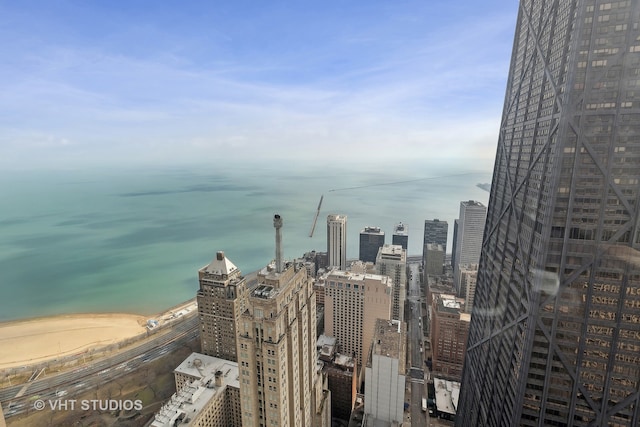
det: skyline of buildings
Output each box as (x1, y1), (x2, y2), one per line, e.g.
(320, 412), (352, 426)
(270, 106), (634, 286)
(11, 2), (640, 424)
(14, 0), (640, 425)
(457, 0), (640, 425)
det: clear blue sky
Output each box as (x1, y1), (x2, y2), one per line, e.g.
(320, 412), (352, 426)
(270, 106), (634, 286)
(1, 1), (519, 170)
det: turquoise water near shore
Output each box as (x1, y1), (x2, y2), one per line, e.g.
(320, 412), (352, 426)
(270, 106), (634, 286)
(0, 162), (490, 321)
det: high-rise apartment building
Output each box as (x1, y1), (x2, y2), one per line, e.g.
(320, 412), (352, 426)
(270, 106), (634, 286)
(327, 214), (347, 270)
(424, 243), (445, 277)
(359, 226), (385, 263)
(430, 294), (469, 382)
(457, 1), (640, 426)
(197, 251), (248, 361)
(376, 244), (407, 323)
(458, 264), (477, 314)
(424, 219), (448, 249)
(323, 270), (392, 369)
(423, 219), (448, 269)
(237, 215), (327, 427)
(452, 200), (486, 293)
(392, 222), (408, 250)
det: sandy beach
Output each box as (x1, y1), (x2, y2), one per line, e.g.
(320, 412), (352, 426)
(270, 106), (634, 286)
(0, 313), (147, 369)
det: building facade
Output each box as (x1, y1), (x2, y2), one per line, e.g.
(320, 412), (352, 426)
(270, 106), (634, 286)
(151, 353), (242, 427)
(364, 319), (406, 425)
(458, 264), (477, 313)
(323, 270), (392, 369)
(236, 215), (327, 427)
(325, 357), (356, 421)
(237, 262), (318, 427)
(430, 294), (469, 382)
(452, 200), (486, 293)
(423, 219), (449, 268)
(424, 243), (445, 277)
(457, 1), (640, 426)
(197, 251), (248, 361)
(327, 214), (347, 270)
(359, 226), (385, 264)
(392, 222), (408, 250)
(375, 244), (407, 323)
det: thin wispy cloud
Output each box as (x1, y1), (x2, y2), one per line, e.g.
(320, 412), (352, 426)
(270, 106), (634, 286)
(0, 0), (518, 169)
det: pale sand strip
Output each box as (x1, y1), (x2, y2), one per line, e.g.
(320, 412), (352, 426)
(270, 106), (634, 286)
(0, 314), (147, 369)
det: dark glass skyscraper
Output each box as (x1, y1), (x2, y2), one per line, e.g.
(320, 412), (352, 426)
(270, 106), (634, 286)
(457, 1), (640, 426)
(392, 222), (408, 250)
(360, 226), (385, 263)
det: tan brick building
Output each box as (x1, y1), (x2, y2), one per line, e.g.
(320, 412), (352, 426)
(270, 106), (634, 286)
(197, 251), (248, 361)
(323, 270), (392, 369)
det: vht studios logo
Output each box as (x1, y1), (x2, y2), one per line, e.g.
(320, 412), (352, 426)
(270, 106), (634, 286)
(33, 399), (143, 411)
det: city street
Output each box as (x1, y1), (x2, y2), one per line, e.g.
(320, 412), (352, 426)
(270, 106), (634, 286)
(406, 261), (427, 427)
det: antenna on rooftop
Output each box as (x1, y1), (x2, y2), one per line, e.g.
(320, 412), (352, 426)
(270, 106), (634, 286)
(274, 214), (283, 273)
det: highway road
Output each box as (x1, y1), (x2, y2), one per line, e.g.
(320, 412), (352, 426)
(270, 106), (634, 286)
(0, 270), (263, 420)
(0, 313), (199, 419)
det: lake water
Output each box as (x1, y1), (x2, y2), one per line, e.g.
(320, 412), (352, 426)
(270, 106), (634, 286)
(0, 161), (491, 321)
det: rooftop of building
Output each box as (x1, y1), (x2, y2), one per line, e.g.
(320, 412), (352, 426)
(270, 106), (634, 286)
(361, 226), (384, 234)
(253, 260), (306, 295)
(200, 251), (240, 277)
(461, 200), (485, 207)
(434, 294), (466, 315)
(323, 269), (390, 285)
(393, 222), (408, 235)
(251, 283), (279, 299)
(152, 353), (239, 427)
(368, 319), (405, 371)
(328, 213), (347, 221)
(378, 244), (405, 256)
(334, 353), (355, 368)
(427, 275), (456, 293)
(174, 352), (239, 385)
(317, 334), (337, 349)
(349, 260), (376, 274)
(433, 377), (460, 416)
(425, 218), (446, 224)
(317, 335), (337, 360)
